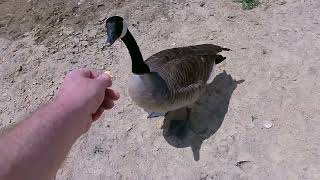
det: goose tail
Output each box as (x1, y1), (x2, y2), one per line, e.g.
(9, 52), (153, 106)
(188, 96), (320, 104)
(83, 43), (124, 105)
(215, 55), (227, 64)
(206, 55), (227, 84)
(221, 47), (231, 51)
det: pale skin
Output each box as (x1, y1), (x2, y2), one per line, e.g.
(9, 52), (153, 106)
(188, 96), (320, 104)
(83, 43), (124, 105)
(0, 69), (120, 180)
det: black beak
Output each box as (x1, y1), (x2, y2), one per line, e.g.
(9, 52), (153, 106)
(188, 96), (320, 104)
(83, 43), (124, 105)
(101, 32), (118, 50)
(106, 34), (118, 47)
(105, 24), (120, 47)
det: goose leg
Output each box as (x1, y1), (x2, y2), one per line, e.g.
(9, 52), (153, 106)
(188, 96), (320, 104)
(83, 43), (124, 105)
(169, 107), (192, 139)
(186, 107), (192, 121)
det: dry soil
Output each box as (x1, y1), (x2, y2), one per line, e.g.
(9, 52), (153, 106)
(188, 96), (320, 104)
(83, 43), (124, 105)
(0, 0), (320, 179)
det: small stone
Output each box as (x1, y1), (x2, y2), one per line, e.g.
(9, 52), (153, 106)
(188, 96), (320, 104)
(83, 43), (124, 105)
(93, 145), (104, 154)
(81, 41), (89, 47)
(126, 127), (133, 132)
(276, 0), (286, 5)
(247, 122), (255, 129)
(199, 2), (205, 7)
(262, 49), (267, 54)
(263, 120), (273, 129)
(97, 4), (105, 8)
(227, 15), (236, 19)
(251, 115), (258, 121)
(70, 59), (78, 64)
(75, 19), (82, 24)
(17, 66), (23, 72)
(48, 91), (54, 96)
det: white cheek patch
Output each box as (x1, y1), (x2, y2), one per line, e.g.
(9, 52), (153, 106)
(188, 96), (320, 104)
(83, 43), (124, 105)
(120, 21), (128, 38)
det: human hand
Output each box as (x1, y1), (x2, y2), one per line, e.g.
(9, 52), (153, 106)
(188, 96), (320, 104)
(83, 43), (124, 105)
(55, 69), (120, 132)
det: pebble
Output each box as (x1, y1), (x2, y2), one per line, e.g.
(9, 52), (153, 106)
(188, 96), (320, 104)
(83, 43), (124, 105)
(126, 127), (133, 132)
(48, 91), (54, 96)
(263, 120), (273, 129)
(70, 59), (78, 64)
(81, 41), (89, 47)
(0, 93), (11, 101)
(262, 49), (267, 54)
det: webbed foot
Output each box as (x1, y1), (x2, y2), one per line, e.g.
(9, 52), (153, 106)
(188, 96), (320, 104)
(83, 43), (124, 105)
(147, 112), (166, 118)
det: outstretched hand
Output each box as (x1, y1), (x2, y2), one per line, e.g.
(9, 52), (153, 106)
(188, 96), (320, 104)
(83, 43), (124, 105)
(56, 69), (120, 132)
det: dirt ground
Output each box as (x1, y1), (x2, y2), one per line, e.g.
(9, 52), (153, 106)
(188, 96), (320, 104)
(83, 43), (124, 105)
(1, 0), (320, 179)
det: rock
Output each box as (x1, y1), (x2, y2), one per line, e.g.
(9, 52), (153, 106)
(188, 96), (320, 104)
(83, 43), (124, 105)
(70, 59), (78, 64)
(93, 145), (104, 154)
(262, 49), (267, 54)
(236, 151), (254, 169)
(17, 66), (23, 72)
(81, 40), (89, 47)
(263, 120), (273, 129)
(97, 4), (105, 8)
(251, 115), (258, 121)
(126, 126), (133, 132)
(48, 91), (54, 96)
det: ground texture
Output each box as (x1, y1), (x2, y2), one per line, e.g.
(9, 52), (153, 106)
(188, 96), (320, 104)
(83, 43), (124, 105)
(1, 0), (320, 179)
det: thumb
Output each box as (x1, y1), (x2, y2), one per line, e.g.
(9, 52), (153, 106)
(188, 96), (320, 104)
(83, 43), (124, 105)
(95, 73), (112, 88)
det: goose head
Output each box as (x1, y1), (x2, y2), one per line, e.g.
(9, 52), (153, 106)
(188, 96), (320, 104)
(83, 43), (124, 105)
(105, 16), (128, 47)
(104, 16), (150, 75)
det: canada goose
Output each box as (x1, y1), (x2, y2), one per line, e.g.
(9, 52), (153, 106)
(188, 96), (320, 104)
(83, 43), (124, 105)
(104, 16), (229, 135)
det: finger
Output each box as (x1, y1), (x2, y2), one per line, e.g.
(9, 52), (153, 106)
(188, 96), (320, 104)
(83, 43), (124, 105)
(92, 107), (105, 122)
(90, 70), (100, 79)
(96, 73), (112, 88)
(70, 69), (101, 79)
(105, 89), (120, 101)
(72, 68), (92, 78)
(81, 69), (101, 79)
(101, 99), (115, 110)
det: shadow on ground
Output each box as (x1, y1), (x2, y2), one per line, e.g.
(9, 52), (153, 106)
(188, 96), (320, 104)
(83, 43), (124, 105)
(162, 71), (244, 161)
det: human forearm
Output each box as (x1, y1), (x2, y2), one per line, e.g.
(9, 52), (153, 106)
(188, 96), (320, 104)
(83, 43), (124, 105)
(0, 69), (118, 180)
(0, 99), (85, 180)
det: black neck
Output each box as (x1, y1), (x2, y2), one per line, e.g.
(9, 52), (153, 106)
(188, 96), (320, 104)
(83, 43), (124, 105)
(121, 30), (150, 75)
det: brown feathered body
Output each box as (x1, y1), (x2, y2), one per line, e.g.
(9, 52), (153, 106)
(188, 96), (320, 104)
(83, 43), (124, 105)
(128, 44), (229, 113)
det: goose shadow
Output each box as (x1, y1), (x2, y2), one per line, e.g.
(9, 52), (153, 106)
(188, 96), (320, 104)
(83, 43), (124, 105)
(162, 71), (244, 161)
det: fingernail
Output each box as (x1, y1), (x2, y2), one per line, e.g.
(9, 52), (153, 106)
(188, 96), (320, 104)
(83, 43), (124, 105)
(98, 73), (110, 79)
(105, 71), (113, 78)
(97, 73), (112, 87)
